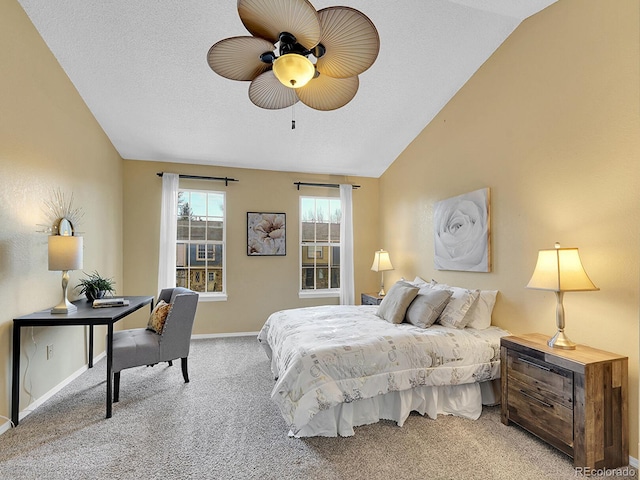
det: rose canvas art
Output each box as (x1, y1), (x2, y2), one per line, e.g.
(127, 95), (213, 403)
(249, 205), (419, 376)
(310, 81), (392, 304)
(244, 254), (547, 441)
(247, 212), (286, 256)
(433, 188), (490, 272)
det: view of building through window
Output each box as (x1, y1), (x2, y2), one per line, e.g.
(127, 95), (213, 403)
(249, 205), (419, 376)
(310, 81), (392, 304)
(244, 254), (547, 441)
(300, 197), (341, 292)
(176, 190), (225, 294)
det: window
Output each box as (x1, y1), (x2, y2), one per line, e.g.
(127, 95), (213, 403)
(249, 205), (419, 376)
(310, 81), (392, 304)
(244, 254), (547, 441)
(300, 196), (341, 295)
(176, 189), (225, 297)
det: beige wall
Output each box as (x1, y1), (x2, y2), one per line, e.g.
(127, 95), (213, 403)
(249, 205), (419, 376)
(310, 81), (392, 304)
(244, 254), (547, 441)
(123, 160), (380, 334)
(379, 0), (639, 459)
(0, 0), (124, 421)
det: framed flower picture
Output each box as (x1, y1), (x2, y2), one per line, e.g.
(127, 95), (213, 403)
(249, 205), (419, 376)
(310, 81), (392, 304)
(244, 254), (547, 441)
(433, 188), (491, 272)
(247, 212), (286, 256)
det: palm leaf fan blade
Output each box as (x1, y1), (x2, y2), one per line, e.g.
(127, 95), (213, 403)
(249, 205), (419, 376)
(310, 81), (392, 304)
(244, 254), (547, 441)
(315, 7), (380, 79)
(249, 71), (300, 109)
(208, 37), (275, 81)
(238, 0), (321, 50)
(296, 74), (359, 111)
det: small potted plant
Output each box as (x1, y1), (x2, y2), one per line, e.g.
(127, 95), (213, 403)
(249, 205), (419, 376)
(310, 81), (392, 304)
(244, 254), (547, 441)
(75, 271), (116, 302)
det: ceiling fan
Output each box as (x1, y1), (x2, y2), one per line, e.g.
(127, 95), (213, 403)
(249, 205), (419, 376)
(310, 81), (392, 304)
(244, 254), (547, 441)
(207, 0), (380, 111)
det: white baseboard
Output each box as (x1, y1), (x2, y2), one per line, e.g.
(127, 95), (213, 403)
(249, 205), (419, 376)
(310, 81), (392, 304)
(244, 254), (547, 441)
(192, 332), (259, 339)
(0, 419), (11, 435)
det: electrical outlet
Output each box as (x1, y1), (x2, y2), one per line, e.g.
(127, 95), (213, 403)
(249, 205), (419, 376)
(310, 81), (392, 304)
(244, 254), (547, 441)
(46, 344), (54, 360)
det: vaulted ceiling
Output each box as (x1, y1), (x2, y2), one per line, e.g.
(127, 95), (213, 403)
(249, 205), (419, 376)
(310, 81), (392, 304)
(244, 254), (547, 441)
(18, 0), (557, 177)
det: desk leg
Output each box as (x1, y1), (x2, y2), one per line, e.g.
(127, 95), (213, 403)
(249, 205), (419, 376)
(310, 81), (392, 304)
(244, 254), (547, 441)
(88, 325), (94, 368)
(11, 325), (21, 427)
(106, 323), (113, 419)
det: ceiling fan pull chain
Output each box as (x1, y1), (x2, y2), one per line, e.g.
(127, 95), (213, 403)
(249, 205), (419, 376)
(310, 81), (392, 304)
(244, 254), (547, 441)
(291, 104), (296, 130)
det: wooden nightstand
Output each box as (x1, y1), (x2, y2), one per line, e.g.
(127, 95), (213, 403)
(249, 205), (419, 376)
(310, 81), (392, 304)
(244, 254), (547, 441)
(361, 293), (384, 305)
(501, 333), (628, 469)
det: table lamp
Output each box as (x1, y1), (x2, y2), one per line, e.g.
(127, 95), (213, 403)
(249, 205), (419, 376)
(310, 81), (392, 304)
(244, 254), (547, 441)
(526, 242), (598, 349)
(48, 234), (83, 314)
(371, 249), (394, 296)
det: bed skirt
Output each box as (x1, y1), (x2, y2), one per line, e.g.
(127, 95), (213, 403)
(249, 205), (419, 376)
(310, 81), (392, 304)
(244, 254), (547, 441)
(290, 379), (500, 437)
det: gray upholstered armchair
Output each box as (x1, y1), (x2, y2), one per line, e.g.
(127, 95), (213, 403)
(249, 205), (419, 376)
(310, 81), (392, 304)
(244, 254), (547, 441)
(111, 287), (199, 402)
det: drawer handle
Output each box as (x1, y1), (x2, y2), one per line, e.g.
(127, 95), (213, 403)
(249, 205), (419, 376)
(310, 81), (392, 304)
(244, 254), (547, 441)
(519, 389), (553, 408)
(518, 357), (551, 371)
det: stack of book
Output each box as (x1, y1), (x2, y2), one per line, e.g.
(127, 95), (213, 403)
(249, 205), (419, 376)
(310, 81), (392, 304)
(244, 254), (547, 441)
(93, 298), (130, 308)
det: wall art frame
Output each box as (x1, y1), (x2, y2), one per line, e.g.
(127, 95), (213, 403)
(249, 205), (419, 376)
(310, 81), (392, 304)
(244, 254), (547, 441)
(247, 212), (286, 256)
(433, 188), (491, 272)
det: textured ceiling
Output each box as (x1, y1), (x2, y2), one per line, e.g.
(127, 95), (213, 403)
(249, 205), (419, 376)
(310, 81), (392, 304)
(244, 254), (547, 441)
(18, 0), (557, 178)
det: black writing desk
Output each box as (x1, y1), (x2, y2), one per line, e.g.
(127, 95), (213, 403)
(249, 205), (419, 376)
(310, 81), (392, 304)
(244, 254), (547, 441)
(12, 296), (154, 426)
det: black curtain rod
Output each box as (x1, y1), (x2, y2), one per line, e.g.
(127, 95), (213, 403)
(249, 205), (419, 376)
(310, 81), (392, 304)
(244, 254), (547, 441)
(157, 172), (239, 186)
(294, 182), (360, 190)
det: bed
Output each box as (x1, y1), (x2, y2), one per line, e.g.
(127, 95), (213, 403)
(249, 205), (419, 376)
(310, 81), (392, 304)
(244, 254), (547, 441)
(258, 280), (509, 437)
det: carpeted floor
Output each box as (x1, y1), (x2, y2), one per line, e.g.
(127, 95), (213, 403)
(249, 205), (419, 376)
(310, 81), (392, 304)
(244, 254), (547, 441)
(0, 336), (636, 480)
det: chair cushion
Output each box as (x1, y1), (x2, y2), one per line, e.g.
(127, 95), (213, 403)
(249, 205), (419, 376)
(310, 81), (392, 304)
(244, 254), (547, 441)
(112, 329), (162, 373)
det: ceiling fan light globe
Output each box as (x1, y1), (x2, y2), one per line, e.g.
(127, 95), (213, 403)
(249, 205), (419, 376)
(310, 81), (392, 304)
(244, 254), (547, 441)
(273, 54), (315, 89)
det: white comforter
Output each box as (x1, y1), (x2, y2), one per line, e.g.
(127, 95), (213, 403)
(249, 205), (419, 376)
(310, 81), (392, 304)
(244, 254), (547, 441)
(258, 305), (507, 435)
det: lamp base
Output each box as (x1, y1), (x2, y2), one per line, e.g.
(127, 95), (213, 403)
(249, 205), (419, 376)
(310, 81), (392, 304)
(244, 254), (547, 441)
(547, 330), (576, 350)
(51, 301), (77, 315)
(378, 288), (386, 297)
(51, 270), (77, 314)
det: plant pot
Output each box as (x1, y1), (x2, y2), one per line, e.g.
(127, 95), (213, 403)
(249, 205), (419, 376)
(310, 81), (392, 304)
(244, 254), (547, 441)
(86, 290), (106, 302)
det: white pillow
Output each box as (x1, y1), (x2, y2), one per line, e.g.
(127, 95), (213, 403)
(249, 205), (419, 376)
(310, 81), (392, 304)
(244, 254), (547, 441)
(432, 283), (479, 329)
(406, 277), (437, 295)
(411, 276), (431, 288)
(465, 290), (498, 329)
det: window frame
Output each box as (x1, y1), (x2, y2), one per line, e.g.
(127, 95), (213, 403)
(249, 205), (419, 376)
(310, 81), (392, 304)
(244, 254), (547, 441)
(299, 195), (341, 299)
(176, 188), (227, 302)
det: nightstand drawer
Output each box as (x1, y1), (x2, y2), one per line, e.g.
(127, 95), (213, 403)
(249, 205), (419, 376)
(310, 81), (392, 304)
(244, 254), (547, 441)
(507, 376), (573, 453)
(506, 351), (573, 410)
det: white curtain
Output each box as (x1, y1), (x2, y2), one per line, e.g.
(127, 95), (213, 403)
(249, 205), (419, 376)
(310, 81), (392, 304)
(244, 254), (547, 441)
(339, 184), (355, 305)
(158, 173), (179, 295)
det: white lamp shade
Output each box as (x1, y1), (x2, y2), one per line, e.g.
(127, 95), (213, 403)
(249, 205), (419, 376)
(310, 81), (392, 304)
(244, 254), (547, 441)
(526, 247), (598, 292)
(272, 54), (315, 89)
(371, 249), (393, 272)
(48, 235), (83, 271)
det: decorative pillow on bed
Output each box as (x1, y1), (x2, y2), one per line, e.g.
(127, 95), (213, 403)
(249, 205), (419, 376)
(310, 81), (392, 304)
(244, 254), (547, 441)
(147, 300), (171, 334)
(376, 281), (419, 324)
(464, 290), (498, 330)
(405, 289), (453, 328)
(431, 283), (479, 329)
(409, 276), (431, 289)
(405, 277), (438, 296)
